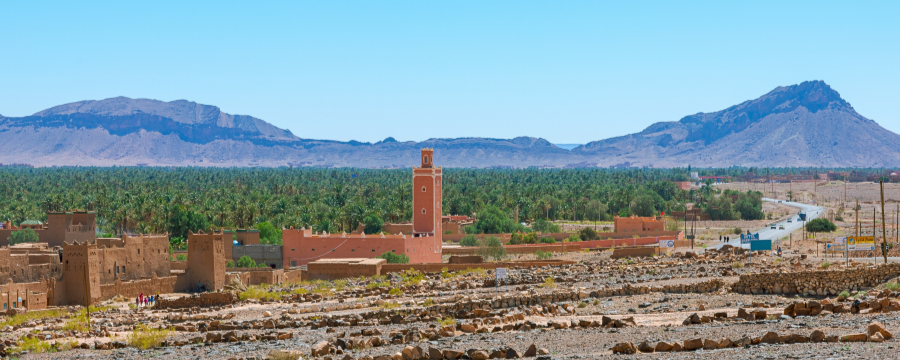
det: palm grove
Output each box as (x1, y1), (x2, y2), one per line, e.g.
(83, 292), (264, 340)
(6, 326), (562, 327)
(0, 167), (765, 247)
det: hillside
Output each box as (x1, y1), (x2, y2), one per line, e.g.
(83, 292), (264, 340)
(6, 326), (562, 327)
(573, 81), (900, 167)
(1, 81), (898, 168)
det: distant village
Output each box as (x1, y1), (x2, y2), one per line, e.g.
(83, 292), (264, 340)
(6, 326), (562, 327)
(0, 149), (685, 311)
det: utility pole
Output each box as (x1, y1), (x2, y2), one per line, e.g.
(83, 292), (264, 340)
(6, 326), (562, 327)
(856, 198), (860, 237)
(881, 179), (888, 263)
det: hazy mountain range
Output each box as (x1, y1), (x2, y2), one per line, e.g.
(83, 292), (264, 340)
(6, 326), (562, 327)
(2, 80), (898, 168)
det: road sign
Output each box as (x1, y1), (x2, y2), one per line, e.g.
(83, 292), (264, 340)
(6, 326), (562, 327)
(847, 236), (875, 251)
(659, 240), (675, 248)
(826, 244), (846, 252)
(750, 240), (772, 251)
(834, 237), (846, 244)
(496, 268), (507, 280)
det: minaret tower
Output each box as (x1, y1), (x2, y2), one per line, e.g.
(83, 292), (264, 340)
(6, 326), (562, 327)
(412, 148), (442, 241)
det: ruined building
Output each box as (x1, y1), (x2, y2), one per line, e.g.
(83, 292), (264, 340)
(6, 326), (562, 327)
(0, 211), (96, 247)
(0, 231), (226, 308)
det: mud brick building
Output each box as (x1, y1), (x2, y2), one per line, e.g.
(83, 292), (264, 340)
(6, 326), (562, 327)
(0, 211), (96, 247)
(282, 149), (444, 267)
(614, 215), (666, 233)
(0, 231), (227, 309)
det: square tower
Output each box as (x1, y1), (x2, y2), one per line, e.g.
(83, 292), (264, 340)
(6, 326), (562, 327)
(60, 242), (101, 306)
(186, 231), (226, 292)
(412, 148), (442, 237)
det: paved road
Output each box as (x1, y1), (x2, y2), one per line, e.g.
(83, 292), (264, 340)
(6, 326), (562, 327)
(715, 198), (824, 250)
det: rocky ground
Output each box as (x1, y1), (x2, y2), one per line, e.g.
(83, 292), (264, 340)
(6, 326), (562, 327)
(2, 245), (900, 359)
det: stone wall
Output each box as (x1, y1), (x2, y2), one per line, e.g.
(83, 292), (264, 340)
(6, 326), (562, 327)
(156, 292), (238, 309)
(442, 230), (680, 243)
(283, 268), (305, 283)
(611, 247), (657, 259)
(444, 237), (671, 256)
(99, 276), (177, 300)
(732, 264), (900, 296)
(380, 260), (576, 275)
(307, 259), (384, 281)
(448, 256), (483, 264)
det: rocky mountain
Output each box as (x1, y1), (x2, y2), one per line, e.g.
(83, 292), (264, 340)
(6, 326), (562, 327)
(1, 81), (898, 168)
(572, 81), (900, 167)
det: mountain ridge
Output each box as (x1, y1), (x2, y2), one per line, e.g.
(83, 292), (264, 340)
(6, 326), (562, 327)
(2, 81), (899, 168)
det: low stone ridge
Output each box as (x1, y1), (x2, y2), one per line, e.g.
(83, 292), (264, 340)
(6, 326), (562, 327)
(732, 263), (900, 296)
(156, 292), (239, 309)
(612, 322), (894, 354)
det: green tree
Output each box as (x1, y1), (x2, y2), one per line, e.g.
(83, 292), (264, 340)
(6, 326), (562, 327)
(236, 255), (257, 268)
(257, 221), (283, 245)
(524, 232), (540, 244)
(531, 218), (561, 233)
(167, 206), (209, 240)
(459, 235), (478, 247)
(226, 260), (235, 268)
(579, 227), (598, 241)
(806, 218), (837, 233)
(7, 228), (39, 245)
(508, 232), (524, 245)
(703, 195), (738, 220)
(377, 252), (410, 264)
(734, 194), (764, 220)
(630, 194), (657, 217)
(476, 236), (507, 261)
(361, 214), (383, 234)
(583, 200), (609, 221)
(539, 237), (556, 244)
(469, 206), (524, 234)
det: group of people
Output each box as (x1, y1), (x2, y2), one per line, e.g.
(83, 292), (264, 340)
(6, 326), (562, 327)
(136, 292), (159, 308)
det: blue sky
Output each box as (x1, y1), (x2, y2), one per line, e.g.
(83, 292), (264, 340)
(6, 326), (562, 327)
(1, 1), (897, 144)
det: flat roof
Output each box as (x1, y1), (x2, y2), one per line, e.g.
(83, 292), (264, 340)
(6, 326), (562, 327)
(309, 258), (386, 265)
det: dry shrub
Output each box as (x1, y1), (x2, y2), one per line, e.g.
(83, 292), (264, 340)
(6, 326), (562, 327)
(127, 324), (173, 350)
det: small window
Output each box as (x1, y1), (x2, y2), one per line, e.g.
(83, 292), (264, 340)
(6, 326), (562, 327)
(291, 248), (295, 251)
(351, 249), (355, 252)
(371, 249), (375, 252)
(422, 186), (426, 192)
(391, 250), (396, 253)
(137, 249), (140, 255)
(312, 248), (315, 251)
(422, 208), (426, 214)
(424, 156), (429, 163)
